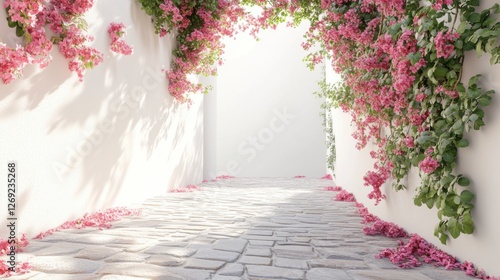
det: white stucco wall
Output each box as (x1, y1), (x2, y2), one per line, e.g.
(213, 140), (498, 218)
(0, 0), (203, 238)
(215, 23), (326, 178)
(331, 0), (500, 274)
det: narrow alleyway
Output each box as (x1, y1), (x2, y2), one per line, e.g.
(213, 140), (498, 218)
(9, 178), (472, 279)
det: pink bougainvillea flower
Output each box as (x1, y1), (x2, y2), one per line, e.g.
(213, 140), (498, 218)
(323, 186), (342, 191)
(170, 184), (202, 193)
(420, 155), (439, 173)
(35, 207), (141, 239)
(108, 22), (133, 55)
(334, 190), (356, 202)
(434, 31), (460, 59)
(321, 174), (333, 180)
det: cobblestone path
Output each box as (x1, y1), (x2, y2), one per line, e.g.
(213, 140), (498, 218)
(8, 178), (473, 279)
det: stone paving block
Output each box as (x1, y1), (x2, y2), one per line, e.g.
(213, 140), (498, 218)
(273, 245), (317, 259)
(420, 268), (476, 280)
(6, 272), (42, 280)
(99, 262), (210, 279)
(154, 242), (189, 247)
(274, 257), (309, 270)
(71, 234), (146, 245)
(252, 222), (287, 228)
(21, 241), (51, 253)
(211, 276), (241, 280)
(315, 248), (364, 260)
(35, 242), (86, 256)
(246, 265), (305, 280)
(100, 276), (150, 280)
(244, 247), (272, 257)
(347, 269), (434, 280)
(36, 233), (79, 242)
(218, 263), (245, 276)
(274, 232), (294, 237)
(238, 255), (272, 265)
(288, 237), (311, 243)
(146, 255), (185, 266)
(30, 256), (102, 274)
(276, 241), (310, 246)
(194, 248), (240, 262)
(144, 246), (197, 257)
(310, 239), (341, 247)
(309, 259), (369, 269)
(124, 244), (155, 253)
(306, 268), (354, 280)
(213, 238), (248, 253)
(241, 235), (285, 241)
(105, 252), (150, 262)
(247, 240), (275, 247)
(245, 230), (274, 236)
(279, 228), (309, 233)
(74, 246), (122, 260)
(30, 273), (99, 280)
(184, 258), (226, 270)
(364, 257), (399, 269)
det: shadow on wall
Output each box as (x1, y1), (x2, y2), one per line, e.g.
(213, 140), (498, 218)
(0, 0), (204, 237)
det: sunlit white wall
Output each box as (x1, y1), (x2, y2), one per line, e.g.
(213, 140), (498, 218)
(0, 0), (203, 238)
(331, 0), (500, 275)
(215, 22), (326, 178)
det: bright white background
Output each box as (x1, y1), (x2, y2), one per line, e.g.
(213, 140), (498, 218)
(215, 23), (326, 177)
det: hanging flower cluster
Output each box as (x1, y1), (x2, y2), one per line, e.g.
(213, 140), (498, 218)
(1, 0), (103, 82)
(108, 22), (133, 55)
(138, 0), (248, 101)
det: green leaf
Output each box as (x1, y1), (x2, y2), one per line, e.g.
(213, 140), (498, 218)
(458, 177), (471, 186)
(468, 89), (482, 99)
(469, 13), (481, 23)
(407, 52), (421, 65)
(478, 97), (491, 106)
(448, 217), (457, 228)
(461, 213), (475, 234)
(460, 190), (475, 203)
(469, 0), (480, 6)
(7, 18), (16, 28)
(449, 224), (461, 239)
(414, 196), (423, 206)
(457, 139), (469, 147)
(434, 66), (448, 79)
(15, 25), (24, 37)
(446, 70), (457, 80)
(443, 206), (456, 217)
(456, 84), (466, 93)
(469, 75), (481, 86)
(439, 233), (449, 244)
(457, 22), (469, 34)
(425, 198), (435, 209)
